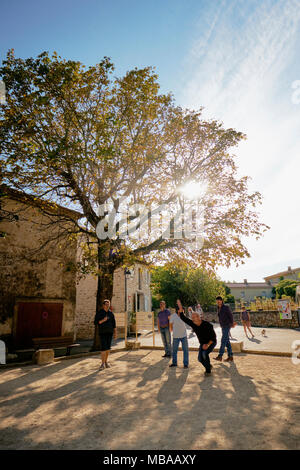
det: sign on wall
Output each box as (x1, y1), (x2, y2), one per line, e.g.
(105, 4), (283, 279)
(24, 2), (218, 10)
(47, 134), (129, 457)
(277, 300), (292, 319)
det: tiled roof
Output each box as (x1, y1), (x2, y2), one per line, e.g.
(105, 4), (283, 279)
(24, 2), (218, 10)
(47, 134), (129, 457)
(264, 267), (300, 280)
(226, 283), (272, 289)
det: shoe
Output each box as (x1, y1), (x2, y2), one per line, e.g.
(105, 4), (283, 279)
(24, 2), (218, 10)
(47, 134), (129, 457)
(105, 362), (111, 368)
(162, 354), (171, 358)
(169, 364), (177, 367)
(214, 355), (222, 362)
(184, 365), (189, 369)
(204, 371), (212, 376)
(225, 356), (234, 362)
(99, 363), (105, 371)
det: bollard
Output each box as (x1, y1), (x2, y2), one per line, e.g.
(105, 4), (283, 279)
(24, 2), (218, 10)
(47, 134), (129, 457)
(0, 340), (6, 364)
(33, 349), (54, 365)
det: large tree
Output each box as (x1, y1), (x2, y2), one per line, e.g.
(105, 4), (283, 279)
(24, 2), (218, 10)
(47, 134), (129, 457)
(0, 50), (268, 322)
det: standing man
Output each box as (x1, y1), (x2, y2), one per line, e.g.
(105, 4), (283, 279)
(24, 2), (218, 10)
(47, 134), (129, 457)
(157, 301), (172, 358)
(169, 307), (189, 368)
(94, 299), (117, 370)
(177, 300), (216, 376)
(214, 296), (235, 362)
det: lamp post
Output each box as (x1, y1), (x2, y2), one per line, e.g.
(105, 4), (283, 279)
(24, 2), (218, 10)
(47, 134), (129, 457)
(124, 268), (131, 336)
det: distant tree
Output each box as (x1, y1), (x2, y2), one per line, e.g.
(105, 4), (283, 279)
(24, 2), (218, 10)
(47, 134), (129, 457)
(151, 262), (225, 309)
(225, 294), (235, 304)
(220, 282), (235, 303)
(275, 279), (300, 299)
(151, 263), (189, 308)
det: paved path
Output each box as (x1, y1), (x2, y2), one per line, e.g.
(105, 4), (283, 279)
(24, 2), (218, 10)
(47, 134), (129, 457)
(133, 324), (300, 355)
(0, 350), (299, 450)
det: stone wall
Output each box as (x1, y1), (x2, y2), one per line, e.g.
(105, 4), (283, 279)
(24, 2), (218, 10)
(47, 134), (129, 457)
(0, 194), (78, 343)
(75, 274), (97, 340)
(75, 264), (152, 340)
(203, 310), (300, 329)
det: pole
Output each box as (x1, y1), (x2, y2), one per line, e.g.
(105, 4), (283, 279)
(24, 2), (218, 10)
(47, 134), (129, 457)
(152, 311), (155, 347)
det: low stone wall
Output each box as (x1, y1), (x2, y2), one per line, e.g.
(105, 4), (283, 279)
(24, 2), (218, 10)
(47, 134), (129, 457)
(203, 310), (300, 329)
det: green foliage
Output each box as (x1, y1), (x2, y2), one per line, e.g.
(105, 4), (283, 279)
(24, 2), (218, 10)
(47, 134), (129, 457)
(151, 262), (225, 309)
(226, 294), (235, 303)
(274, 279), (300, 299)
(150, 263), (189, 308)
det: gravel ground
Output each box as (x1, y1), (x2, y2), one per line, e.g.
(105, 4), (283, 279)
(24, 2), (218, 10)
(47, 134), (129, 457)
(0, 350), (299, 450)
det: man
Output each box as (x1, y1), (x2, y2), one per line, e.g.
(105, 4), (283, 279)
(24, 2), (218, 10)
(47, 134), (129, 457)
(157, 301), (172, 358)
(214, 296), (235, 362)
(195, 303), (204, 319)
(94, 299), (117, 370)
(177, 300), (216, 376)
(169, 307), (189, 369)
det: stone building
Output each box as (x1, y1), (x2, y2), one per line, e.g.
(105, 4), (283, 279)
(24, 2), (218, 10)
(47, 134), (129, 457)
(75, 264), (152, 339)
(0, 186), (82, 349)
(264, 266), (300, 286)
(226, 279), (273, 302)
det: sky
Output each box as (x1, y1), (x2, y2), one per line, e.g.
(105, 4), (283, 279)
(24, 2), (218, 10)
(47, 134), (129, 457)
(1, 0), (300, 282)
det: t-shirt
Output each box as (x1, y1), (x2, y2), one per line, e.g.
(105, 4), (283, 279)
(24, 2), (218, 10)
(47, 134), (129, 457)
(94, 309), (116, 334)
(242, 311), (249, 321)
(158, 309), (171, 328)
(169, 313), (187, 338)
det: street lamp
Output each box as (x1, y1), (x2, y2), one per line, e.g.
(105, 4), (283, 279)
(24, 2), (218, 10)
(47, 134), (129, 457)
(124, 268), (132, 338)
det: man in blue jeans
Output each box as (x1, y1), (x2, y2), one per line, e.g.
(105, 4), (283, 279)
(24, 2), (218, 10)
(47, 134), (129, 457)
(214, 296), (235, 362)
(157, 301), (172, 357)
(177, 300), (216, 375)
(169, 308), (189, 368)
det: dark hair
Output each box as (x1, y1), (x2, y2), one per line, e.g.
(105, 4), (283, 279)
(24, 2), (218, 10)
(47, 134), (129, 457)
(216, 296), (223, 301)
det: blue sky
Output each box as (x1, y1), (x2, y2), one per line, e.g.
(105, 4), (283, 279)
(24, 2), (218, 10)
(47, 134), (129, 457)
(1, 0), (300, 282)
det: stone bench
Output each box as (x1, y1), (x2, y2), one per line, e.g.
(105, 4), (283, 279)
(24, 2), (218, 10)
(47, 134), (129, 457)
(125, 341), (141, 350)
(32, 336), (80, 356)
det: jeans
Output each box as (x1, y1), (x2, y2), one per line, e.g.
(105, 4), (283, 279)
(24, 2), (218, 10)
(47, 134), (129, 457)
(172, 336), (189, 366)
(198, 342), (216, 372)
(160, 327), (172, 356)
(219, 327), (233, 357)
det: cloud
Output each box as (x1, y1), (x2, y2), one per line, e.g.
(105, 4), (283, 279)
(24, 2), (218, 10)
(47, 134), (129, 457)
(180, 0), (300, 281)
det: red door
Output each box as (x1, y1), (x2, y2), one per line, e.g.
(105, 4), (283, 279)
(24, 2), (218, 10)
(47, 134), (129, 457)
(15, 302), (63, 348)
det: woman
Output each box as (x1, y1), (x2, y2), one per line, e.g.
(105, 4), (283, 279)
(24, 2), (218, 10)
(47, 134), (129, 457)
(240, 309), (254, 338)
(94, 299), (117, 370)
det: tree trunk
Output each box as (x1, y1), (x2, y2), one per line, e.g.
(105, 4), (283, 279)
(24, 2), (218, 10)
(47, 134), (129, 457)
(90, 242), (116, 351)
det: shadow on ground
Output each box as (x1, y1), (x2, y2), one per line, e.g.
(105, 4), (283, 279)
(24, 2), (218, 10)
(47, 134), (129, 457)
(0, 350), (299, 450)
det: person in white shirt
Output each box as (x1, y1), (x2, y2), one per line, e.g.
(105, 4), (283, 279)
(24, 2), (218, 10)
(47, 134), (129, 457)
(169, 309), (189, 368)
(195, 303), (204, 319)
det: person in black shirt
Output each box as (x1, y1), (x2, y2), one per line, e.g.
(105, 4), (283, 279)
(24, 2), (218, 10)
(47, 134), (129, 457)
(94, 299), (117, 370)
(177, 299), (217, 376)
